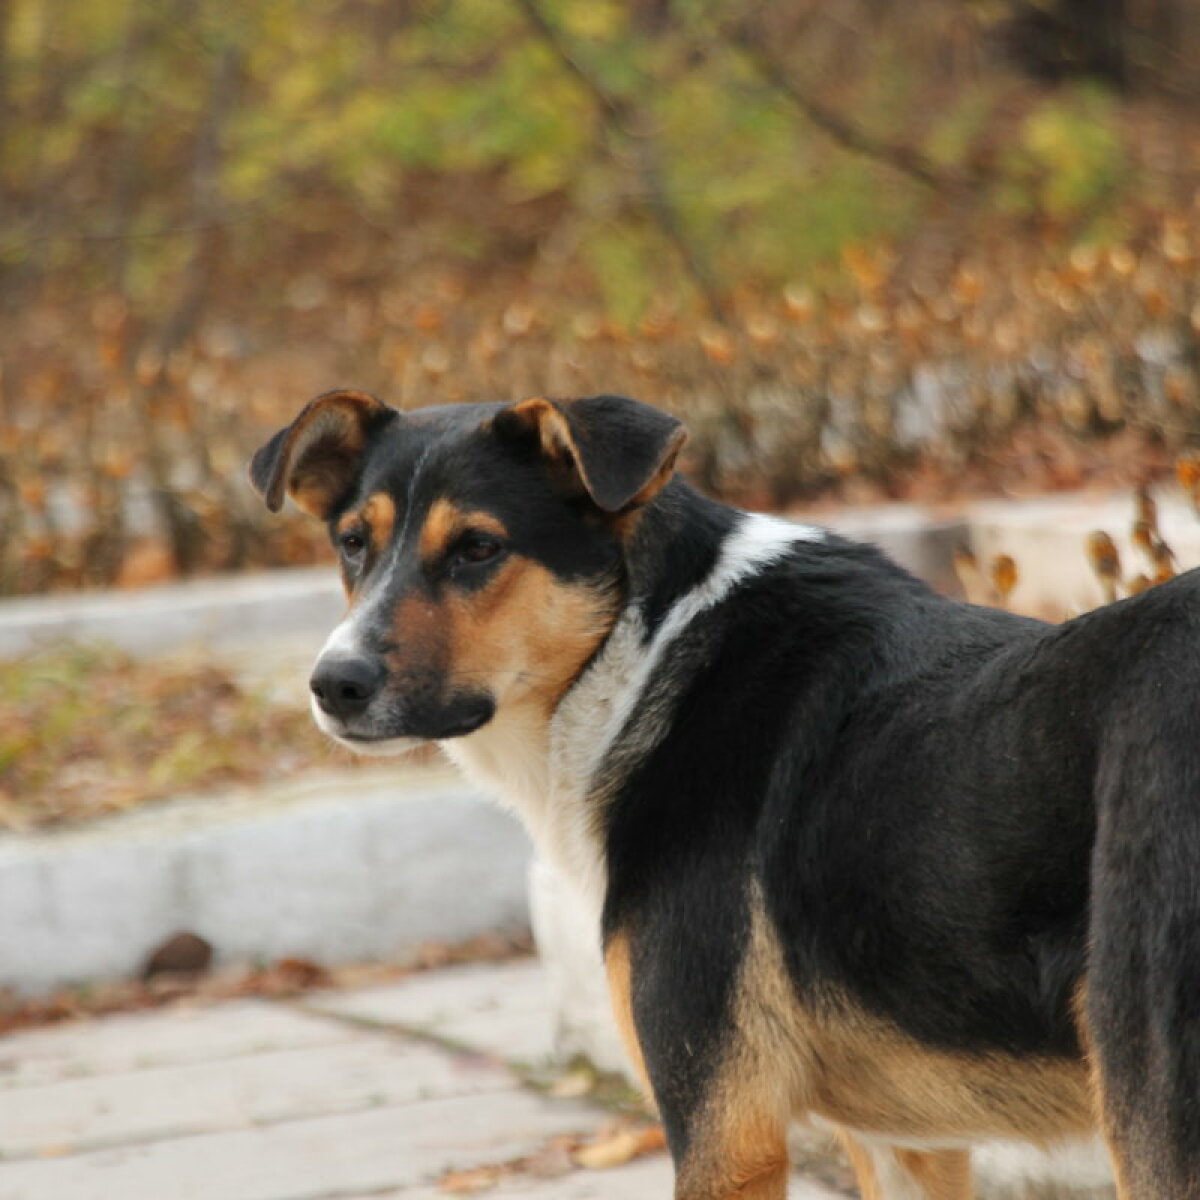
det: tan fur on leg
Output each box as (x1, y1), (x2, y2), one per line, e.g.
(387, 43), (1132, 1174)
(674, 1112), (789, 1200)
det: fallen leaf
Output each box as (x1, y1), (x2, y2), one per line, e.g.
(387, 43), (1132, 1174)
(548, 1066), (595, 1099)
(438, 1165), (502, 1194)
(573, 1122), (665, 1170)
(523, 1137), (576, 1179)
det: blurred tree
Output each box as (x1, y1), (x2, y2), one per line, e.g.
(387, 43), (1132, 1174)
(0, 0), (1195, 594)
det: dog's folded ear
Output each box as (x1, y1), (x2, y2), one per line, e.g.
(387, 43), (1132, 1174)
(249, 390), (396, 517)
(493, 394), (687, 513)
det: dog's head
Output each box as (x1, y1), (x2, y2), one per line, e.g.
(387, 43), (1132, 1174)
(250, 390), (686, 754)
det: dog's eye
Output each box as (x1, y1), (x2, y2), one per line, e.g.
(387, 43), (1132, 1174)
(453, 533), (504, 568)
(339, 530), (367, 559)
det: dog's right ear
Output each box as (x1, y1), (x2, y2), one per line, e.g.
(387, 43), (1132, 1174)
(249, 390), (396, 517)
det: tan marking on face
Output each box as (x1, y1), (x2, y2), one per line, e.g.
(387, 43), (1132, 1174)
(443, 556), (618, 717)
(333, 510), (365, 599)
(362, 493), (396, 556)
(418, 499), (509, 565)
(333, 495), (397, 599)
(387, 590), (447, 669)
(372, 522), (616, 745)
(419, 498), (461, 564)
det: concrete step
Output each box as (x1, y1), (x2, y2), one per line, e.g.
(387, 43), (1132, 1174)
(0, 767), (530, 996)
(970, 488), (1200, 616)
(304, 959), (558, 1067)
(0, 568), (342, 660)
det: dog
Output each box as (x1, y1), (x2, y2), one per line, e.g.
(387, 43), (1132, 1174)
(251, 389), (1200, 1199)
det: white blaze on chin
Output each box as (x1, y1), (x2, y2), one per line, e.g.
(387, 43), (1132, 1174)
(340, 733), (425, 757)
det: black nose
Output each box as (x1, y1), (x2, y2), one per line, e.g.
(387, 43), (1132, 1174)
(310, 656), (385, 722)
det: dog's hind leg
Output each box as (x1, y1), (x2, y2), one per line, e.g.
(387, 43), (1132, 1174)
(1088, 705), (1200, 1199)
(838, 1130), (973, 1200)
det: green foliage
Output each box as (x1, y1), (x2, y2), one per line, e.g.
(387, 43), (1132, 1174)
(0, 0), (1183, 608)
(1, 0), (1146, 322)
(1000, 88), (1128, 221)
(584, 221), (672, 326)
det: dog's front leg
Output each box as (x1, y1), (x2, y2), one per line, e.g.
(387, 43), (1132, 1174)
(666, 1083), (790, 1200)
(605, 929), (790, 1200)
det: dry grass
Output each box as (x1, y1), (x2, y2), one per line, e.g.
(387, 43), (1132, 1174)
(0, 642), (362, 831)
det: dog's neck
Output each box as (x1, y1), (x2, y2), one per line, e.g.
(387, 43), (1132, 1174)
(443, 488), (818, 912)
(623, 479), (741, 632)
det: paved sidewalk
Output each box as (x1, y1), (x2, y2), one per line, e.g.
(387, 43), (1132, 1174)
(0, 959), (850, 1200)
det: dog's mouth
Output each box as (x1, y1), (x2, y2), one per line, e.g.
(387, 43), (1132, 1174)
(427, 698), (495, 739)
(312, 690), (496, 751)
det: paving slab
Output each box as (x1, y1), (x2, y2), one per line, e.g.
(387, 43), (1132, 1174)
(0, 960), (862, 1200)
(0, 1034), (511, 1159)
(0, 1000), (349, 1089)
(461, 1156), (847, 1200)
(374, 1153), (843, 1199)
(305, 959), (555, 1065)
(301, 1157), (682, 1200)
(0, 1088), (596, 1200)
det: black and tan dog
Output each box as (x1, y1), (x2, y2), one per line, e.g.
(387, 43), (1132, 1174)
(251, 389), (1200, 1199)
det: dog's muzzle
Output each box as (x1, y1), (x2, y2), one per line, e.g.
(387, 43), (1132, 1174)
(309, 651), (496, 744)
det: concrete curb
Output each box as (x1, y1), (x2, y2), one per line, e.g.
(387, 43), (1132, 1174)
(0, 767), (531, 996)
(0, 567), (343, 658)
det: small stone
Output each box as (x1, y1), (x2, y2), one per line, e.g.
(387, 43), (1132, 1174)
(141, 931), (214, 981)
